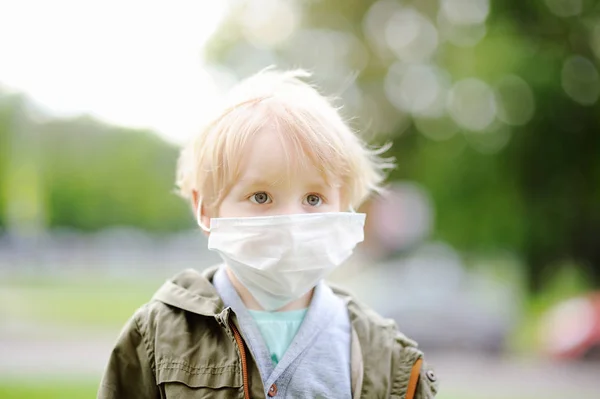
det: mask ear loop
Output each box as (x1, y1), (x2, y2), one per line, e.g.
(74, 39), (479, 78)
(196, 198), (211, 232)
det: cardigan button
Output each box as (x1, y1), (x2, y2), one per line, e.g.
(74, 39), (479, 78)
(268, 383), (278, 397)
(426, 369), (437, 382)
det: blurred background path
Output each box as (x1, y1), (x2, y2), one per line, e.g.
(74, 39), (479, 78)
(1, 329), (598, 399)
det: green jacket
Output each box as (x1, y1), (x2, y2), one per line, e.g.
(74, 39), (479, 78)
(98, 266), (439, 398)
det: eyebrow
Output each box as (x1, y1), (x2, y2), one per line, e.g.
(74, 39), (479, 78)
(238, 177), (286, 187)
(238, 176), (332, 190)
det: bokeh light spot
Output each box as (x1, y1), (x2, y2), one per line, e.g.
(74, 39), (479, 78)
(385, 63), (449, 117)
(440, 0), (490, 25)
(240, 0), (300, 48)
(385, 8), (439, 62)
(590, 22), (600, 61)
(464, 121), (512, 154)
(561, 55), (600, 106)
(495, 75), (535, 126)
(447, 78), (497, 131)
(544, 0), (582, 18)
(414, 115), (459, 141)
(363, 0), (404, 60)
(437, 11), (487, 48)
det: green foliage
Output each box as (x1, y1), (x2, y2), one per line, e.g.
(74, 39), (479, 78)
(0, 97), (11, 229)
(0, 94), (194, 232)
(39, 117), (192, 232)
(387, 132), (527, 250)
(0, 381), (98, 399)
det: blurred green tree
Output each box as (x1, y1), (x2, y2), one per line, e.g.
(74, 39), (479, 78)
(39, 117), (192, 232)
(0, 94), (11, 230)
(0, 94), (193, 234)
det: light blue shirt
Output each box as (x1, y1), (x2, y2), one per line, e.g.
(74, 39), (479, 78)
(212, 266), (352, 398)
(248, 308), (308, 365)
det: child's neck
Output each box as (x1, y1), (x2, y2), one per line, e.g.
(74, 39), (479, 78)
(225, 267), (313, 311)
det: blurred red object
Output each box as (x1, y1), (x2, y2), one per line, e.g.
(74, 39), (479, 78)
(540, 292), (600, 361)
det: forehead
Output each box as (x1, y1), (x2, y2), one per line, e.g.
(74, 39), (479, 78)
(236, 128), (333, 188)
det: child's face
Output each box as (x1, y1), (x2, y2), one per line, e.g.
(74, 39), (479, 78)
(209, 128), (343, 221)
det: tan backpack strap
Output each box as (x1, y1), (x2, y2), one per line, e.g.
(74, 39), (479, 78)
(406, 357), (423, 399)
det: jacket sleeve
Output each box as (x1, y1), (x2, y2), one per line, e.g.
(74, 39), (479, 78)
(98, 310), (159, 399)
(390, 331), (439, 399)
(414, 358), (439, 399)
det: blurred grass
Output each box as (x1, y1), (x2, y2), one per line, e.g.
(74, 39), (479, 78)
(0, 381), (97, 399)
(2, 266), (586, 348)
(0, 276), (160, 328)
(0, 381), (535, 399)
(2, 263), (590, 349)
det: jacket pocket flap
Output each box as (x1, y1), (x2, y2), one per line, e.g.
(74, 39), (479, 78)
(157, 360), (242, 389)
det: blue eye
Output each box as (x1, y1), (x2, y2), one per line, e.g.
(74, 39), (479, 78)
(250, 192), (271, 204)
(304, 194), (323, 207)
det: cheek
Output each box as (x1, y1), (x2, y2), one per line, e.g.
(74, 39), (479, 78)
(212, 184), (243, 218)
(216, 198), (236, 218)
(217, 194), (255, 218)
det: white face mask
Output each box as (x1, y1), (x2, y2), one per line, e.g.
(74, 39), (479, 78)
(198, 205), (366, 311)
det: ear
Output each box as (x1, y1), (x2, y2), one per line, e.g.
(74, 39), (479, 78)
(192, 190), (211, 236)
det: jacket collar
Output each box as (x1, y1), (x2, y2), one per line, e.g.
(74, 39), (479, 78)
(152, 265), (224, 316)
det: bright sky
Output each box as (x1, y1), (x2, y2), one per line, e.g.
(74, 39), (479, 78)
(0, 0), (230, 144)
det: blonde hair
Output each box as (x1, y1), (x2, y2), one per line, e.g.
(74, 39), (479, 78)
(176, 68), (394, 211)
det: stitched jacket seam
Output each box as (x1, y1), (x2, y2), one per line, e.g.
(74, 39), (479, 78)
(134, 308), (157, 378)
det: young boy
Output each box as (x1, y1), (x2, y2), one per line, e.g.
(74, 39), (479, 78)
(98, 69), (439, 398)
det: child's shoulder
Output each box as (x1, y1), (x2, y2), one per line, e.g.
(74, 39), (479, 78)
(329, 282), (416, 344)
(329, 282), (439, 397)
(129, 267), (224, 330)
